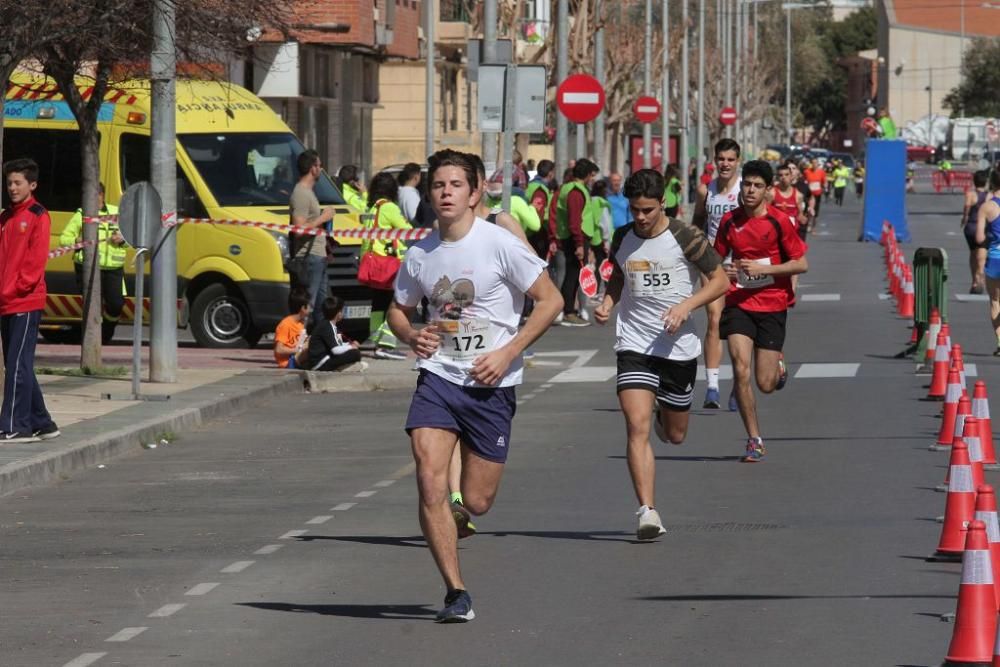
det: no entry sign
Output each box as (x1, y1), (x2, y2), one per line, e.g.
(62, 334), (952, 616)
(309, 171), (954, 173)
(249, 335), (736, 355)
(633, 96), (661, 124)
(720, 106), (737, 126)
(557, 74), (605, 124)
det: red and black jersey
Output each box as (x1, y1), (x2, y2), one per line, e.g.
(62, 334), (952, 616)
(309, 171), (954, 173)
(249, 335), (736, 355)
(0, 196), (50, 315)
(713, 205), (807, 312)
(770, 187), (800, 226)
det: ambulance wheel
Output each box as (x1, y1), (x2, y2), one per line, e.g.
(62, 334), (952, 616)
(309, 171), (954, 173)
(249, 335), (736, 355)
(40, 325), (83, 345)
(190, 283), (253, 348)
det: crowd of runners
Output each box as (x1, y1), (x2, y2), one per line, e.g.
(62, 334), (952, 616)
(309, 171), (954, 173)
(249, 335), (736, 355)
(384, 139), (809, 623)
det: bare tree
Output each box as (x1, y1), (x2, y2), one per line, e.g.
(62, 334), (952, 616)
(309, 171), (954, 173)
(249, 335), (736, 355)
(26, 0), (291, 370)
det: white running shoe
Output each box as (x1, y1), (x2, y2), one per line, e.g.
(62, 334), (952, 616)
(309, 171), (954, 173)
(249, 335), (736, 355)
(652, 411), (667, 443)
(636, 506), (667, 541)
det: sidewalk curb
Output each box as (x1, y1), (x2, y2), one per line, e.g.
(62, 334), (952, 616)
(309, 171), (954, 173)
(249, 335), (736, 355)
(303, 369), (418, 393)
(0, 373), (302, 498)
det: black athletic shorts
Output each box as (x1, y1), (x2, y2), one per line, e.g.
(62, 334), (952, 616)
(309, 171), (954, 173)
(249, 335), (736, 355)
(616, 351), (698, 411)
(720, 307), (788, 351)
(965, 224), (988, 250)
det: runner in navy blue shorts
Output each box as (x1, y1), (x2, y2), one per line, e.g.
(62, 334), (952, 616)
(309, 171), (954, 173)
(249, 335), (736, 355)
(387, 150), (563, 623)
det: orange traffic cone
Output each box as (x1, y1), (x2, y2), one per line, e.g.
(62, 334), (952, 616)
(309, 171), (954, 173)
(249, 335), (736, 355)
(954, 345), (968, 394)
(942, 323), (953, 353)
(929, 331), (952, 400)
(964, 417), (986, 492)
(974, 485), (1000, 610)
(931, 439), (977, 561)
(974, 381), (998, 468)
(935, 370), (965, 451)
(945, 520), (998, 665)
(899, 266), (915, 318)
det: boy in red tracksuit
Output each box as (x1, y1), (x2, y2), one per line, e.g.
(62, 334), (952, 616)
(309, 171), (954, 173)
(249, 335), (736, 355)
(0, 159), (59, 443)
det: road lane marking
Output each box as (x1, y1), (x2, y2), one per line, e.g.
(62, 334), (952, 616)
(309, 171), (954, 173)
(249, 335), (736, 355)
(220, 561), (255, 573)
(332, 502), (357, 511)
(549, 366), (617, 383)
(254, 544), (284, 555)
(794, 363), (860, 378)
(148, 603), (186, 618)
(800, 293), (841, 302)
(355, 490), (376, 498)
(373, 480), (395, 488)
(63, 653), (107, 667)
(966, 364), (978, 377)
(185, 583), (220, 596)
(306, 515), (333, 525)
(878, 293), (891, 300)
(532, 349), (598, 368)
(106, 627), (147, 642)
(387, 462), (416, 480)
(522, 393), (537, 400)
(956, 293), (989, 302)
(541, 383), (554, 389)
(279, 530), (307, 539)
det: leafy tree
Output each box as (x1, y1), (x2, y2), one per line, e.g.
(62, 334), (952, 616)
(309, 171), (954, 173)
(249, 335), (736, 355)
(944, 38), (1000, 117)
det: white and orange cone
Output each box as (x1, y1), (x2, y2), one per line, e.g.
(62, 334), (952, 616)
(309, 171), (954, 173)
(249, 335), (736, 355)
(945, 520), (998, 665)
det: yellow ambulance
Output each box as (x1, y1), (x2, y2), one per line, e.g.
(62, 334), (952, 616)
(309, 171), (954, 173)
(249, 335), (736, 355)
(2, 73), (370, 347)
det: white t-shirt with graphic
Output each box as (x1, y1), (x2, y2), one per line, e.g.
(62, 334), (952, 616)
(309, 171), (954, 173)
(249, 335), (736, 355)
(394, 218), (547, 388)
(705, 177), (741, 243)
(611, 219), (722, 361)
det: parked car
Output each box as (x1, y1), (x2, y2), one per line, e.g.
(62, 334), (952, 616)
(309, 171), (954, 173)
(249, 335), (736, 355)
(829, 152), (856, 169)
(906, 143), (936, 163)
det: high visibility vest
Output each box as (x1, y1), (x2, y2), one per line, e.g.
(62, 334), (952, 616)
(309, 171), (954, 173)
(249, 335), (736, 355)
(525, 180), (551, 210)
(585, 196), (610, 246)
(342, 183), (367, 212)
(362, 198), (410, 258)
(555, 181), (596, 242)
(60, 203), (125, 268)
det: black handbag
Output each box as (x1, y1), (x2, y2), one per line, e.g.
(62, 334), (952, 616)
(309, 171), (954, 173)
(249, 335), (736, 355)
(286, 235), (316, 286)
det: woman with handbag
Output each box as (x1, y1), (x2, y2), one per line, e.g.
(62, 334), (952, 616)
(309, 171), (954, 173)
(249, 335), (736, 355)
(361, 172), (412, 360)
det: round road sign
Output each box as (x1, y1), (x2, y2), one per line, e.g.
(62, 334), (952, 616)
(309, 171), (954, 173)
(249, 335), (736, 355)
(633, 96), (661, 124)
(720, 107), (737, 126)
(557, 74), (605, 124)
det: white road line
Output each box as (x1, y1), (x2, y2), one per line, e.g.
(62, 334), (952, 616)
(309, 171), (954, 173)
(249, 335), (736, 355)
(794, 363), (860, 378)
(532, 349), (598, 368)
(373, 480), (395, 488)
(306, 515), (333, 525)
(185, 583), (220, 596)
(878, 293), (891, 301)
(387, 462), (416, 480)
(254, 544), (284, 555)
(522, 393), (537, 400)
(966, 364), (978, 378)
(526, 360), (563, 366)
(278, 529), (307, 539)
(220, 560), (255, 573)
(550, 366), (617, 383)
(355, 490), (376, 498)
(63, 653), (107, 667)
(148, 603), (187, 618)
(106, 627), (148, 642)
(956, 293), (989, 302)
(800, 293), (841, 302)
(332, 502), (357, 511)
(540, 384), (553, 389)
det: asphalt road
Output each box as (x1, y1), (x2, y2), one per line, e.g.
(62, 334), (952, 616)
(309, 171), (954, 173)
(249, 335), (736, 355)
(1, 188), (991, 666)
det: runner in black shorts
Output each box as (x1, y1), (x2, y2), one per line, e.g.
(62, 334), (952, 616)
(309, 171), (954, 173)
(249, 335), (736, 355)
(594, 169), (727, 539)
(713, 160), (808, 463)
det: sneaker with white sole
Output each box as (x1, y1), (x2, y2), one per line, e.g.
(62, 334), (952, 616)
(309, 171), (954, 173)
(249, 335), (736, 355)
(636, 505), (667, 541)
(2, 432), (40, 444)
(373, 348), (407, 361)
(33, 423), (61, 440)
(559, 313), (591, 327)
(436, 589), (475, 623)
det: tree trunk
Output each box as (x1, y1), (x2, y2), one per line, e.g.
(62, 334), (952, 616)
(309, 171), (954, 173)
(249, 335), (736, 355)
(78, 122), (103, 371)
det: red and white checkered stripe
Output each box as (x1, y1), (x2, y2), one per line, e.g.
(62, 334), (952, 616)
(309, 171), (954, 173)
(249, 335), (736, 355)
(83, 213), (432, 241)
(48, 240), (96, 259)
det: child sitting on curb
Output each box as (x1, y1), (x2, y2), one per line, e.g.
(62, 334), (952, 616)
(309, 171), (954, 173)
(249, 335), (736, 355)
(306, 296), (366, 372)
(274, 287), (311, 369)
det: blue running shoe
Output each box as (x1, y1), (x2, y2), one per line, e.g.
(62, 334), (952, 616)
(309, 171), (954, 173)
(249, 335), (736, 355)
(703, 387), (721, 409)
(728, 390), (738, 412)
(436, 589), (475, 623)
(775, 356), (788, 391)
(742, 437), (765, 463)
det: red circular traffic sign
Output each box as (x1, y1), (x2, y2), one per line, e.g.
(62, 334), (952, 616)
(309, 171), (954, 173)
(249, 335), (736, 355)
(633, 96), (661, 124)
(719, 107), (737, 126)
(557, 74), (606, 124)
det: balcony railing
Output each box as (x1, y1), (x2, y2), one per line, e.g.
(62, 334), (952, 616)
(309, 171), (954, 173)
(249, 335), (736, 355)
(440, 0), (470, 23)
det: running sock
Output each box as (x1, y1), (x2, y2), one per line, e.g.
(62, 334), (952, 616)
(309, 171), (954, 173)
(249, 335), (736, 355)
(706, 368), (720, 391)
(450, 491), (464, 505)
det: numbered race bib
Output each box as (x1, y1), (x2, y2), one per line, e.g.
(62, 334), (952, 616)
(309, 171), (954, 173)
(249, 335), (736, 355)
(627, 259), (678, 299)
(436, 318), (494, 361)
(736, 257), (775, 290)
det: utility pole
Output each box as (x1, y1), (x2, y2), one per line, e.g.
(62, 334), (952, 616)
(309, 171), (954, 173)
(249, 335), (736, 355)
(425, 0), (435, 158)
(725, 0), (732, 108)
(662, 0), (670, 170)
(681, 0), (690, 200)
(785, 7), (792, 143)
(752, 1), (758, 153)
(150, 0), (177, 382)
(556, 0), (569, 177)
(644, 0), (653, 167)
(482, 0), (498, 174)
(697, 0), (705, 175)
(926, 68), (933, 146)
(734, 0), (741, 142)
(595, 0), (606, 172)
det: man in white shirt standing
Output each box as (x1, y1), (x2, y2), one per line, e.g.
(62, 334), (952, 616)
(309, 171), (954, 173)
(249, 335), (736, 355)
(595, 169), (728, 539)
(387, 149), (563, 623)
(396, 162), (423, 223)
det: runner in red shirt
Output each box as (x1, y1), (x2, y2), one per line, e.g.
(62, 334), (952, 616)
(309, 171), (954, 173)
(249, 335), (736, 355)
(713, 160), (809, 462)
(770, 162), (807, 303)
(802, 158), (826, 231)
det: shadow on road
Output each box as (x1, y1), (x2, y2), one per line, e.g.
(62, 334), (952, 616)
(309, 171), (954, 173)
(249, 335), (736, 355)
(297, 535), (426, 548)
(237, 601), (436, 620)
(637, 593), (955, 601)
(608, 454), (742, 462)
